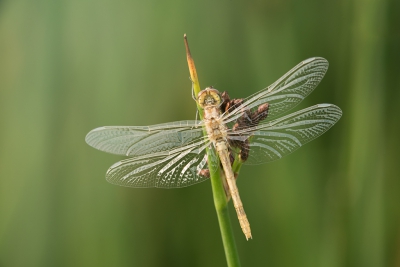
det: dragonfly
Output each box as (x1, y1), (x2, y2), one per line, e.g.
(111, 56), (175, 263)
(85, 57), (342, 240)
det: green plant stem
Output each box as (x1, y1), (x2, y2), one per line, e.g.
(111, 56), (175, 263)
(208, 162), (241, 267)
(184, 34), (241, 267)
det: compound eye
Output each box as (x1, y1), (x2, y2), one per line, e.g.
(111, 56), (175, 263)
(197, 91), (207, 108)
(208, 90), (221, 105)
(197, 88), (221, 108)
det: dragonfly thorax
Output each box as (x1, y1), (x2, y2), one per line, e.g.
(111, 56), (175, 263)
(197, 87), (222, 108)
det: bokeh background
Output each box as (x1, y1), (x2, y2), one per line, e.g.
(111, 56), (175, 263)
(0, 0), (399, 266)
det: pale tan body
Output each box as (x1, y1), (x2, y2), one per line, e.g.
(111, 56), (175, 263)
(198, 88), (252, 240)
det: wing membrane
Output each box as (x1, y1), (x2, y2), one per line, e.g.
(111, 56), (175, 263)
(87, 57), (340, 188)
(223, 57), (329, 124)
(228, 104), (342, 165)
(105, 142), (213, 188)
(85, 120), (205, 156)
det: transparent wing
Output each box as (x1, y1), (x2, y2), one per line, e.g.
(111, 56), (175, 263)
(223, 57), (329, 124)
(227, 104), (342, 165)
(105, 141), (219, 188)
(85, 120), (205, 157)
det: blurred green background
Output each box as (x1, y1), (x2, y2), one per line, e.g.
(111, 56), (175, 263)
(0, 0), (399, 266)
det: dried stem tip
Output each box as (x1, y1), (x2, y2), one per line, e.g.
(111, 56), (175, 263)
(184, 34), (200, 96)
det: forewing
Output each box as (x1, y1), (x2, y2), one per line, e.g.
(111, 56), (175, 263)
(105, 142), (214, 188)
(228, 104), (342, 165)
(223, 57), (329, 124)
(85, 120), (204, 157)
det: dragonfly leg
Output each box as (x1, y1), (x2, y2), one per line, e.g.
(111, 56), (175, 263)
(190, 77), (197, 101)
(192, 109), (199, 128)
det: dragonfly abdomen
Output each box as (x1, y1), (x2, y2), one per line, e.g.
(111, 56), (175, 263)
(215, 140), (252, 240)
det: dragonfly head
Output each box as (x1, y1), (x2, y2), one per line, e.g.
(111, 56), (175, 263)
(197, 87), (222, 108)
